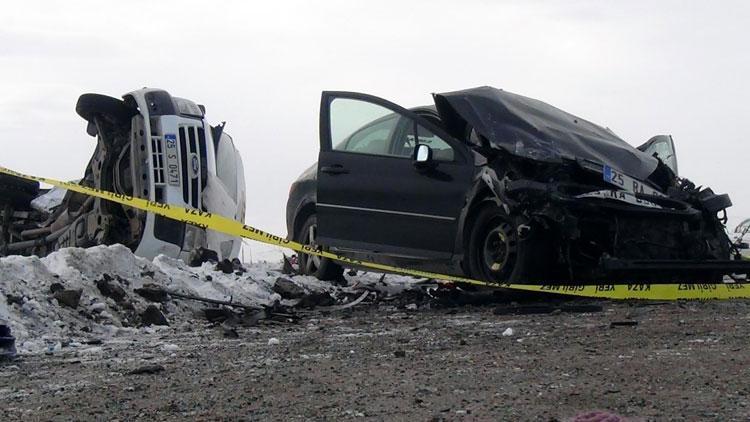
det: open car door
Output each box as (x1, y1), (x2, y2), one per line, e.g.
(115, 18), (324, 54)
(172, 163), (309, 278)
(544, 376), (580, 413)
(638, 135), (678, 176)
(316, 91), (473, 260)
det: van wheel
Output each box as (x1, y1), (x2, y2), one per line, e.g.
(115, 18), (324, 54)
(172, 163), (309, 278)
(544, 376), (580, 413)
(0, 174), (39, 210)
(296, 214), (343, 281)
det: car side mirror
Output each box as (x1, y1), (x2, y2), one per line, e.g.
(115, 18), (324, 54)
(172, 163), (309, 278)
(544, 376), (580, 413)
(414, 144), (434, 169)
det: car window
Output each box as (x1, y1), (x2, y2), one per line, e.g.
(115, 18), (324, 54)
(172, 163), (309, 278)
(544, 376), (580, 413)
(392, 122), (454, 161)
(339, 114), (399, 155)
(331, 98), (400, 156)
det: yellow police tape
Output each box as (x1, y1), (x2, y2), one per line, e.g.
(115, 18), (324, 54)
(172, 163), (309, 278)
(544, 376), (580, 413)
(1, 165), (748, 301)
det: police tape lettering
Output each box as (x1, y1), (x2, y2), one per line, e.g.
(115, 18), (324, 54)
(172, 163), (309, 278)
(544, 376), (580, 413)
(1, 165), (747, 301)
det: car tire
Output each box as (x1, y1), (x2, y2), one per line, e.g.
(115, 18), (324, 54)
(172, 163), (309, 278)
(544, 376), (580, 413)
(467, 204), (519, 283)
(75, 93), (138, 123)
(466, 204), (550, 283)
(296, 214), (343, 281)
(0, 173), (39, 210)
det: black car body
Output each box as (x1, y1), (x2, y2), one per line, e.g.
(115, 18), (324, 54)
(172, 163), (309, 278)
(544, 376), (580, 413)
(287, 87), (748, 283)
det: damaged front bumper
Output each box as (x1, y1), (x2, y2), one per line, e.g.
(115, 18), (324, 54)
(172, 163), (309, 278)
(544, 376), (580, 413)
(499, 168), (748, 283)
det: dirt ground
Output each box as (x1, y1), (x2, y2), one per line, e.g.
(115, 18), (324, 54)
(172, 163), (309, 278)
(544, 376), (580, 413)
(2, 298), (750, 421)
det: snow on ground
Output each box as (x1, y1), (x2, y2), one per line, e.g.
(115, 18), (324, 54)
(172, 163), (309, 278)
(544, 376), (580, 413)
(0, 244), (419, 354)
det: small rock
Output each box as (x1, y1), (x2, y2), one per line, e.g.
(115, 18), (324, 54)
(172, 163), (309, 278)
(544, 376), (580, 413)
(502, 327), (514, 336)
(95, 278), (128, 303)
(4, 294), (24, 306)
(223, 328), (239, 339)
(161, 344), (179, 352)
(394, 350), (406, 358)
(140, 305), (169, 326)
(268, 337), (280, 346)
(405, 303), (418, 311)
(273, 277), (306, 299)
(54, 289), (82, 309)
(127, 364), (165, 375)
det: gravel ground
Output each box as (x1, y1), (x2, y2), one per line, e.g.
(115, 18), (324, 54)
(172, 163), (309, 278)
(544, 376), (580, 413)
(2, 299), (750, 421)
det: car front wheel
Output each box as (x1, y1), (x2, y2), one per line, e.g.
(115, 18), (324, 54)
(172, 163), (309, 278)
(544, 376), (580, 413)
(296, 214), (343, 281)
(467, 205), (519, 283)
(466, 204), (552, 284)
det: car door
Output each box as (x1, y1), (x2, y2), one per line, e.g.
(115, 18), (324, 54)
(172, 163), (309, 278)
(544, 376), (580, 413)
(317, 91), (474, 259)
(638, 135), (678, 176)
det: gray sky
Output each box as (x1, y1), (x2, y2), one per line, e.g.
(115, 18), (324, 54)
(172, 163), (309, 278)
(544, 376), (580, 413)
(2, 0), (749, 244)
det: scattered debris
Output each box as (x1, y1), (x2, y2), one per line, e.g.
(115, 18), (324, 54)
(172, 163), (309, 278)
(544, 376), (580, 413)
(188, 247), (220, 267)
(127, 364), (165, 375)
(273, 277), (306, 299)
(298, 292), (335, 309)
(281, 255), (296, 275)
(215, 259), (235, 274)
(560, 303), (604, 313)
(204, 308), (236, 323)
(134, 284), (170, 303)
(323, 291), (371, 311)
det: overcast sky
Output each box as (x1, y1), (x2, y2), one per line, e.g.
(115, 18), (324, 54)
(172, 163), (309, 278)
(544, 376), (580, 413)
(2, 0), (749, 253)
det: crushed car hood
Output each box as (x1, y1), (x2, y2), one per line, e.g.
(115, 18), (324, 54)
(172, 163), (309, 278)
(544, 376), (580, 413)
(433, 86), (659, 180)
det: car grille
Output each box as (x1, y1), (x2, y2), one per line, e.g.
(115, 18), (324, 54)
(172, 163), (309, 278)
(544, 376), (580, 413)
(150, 137), (165, 185)
(178, 125), (207, 208)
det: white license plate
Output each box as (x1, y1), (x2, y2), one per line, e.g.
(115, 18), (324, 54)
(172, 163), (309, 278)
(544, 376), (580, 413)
(603, 165), (665, 197)
(577, 190), (662, 209)
(164, 134), (180, 186)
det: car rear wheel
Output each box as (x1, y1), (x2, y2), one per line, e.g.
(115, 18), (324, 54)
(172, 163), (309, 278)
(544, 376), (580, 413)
(296, 214), (343, 281)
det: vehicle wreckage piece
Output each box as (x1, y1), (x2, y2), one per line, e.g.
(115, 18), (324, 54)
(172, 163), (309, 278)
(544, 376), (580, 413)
(0, 88), (246, 261)
(288, 86), (748, 284)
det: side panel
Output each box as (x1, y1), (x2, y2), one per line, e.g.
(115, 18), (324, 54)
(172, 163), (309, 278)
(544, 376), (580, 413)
(317, 92), (474, 259)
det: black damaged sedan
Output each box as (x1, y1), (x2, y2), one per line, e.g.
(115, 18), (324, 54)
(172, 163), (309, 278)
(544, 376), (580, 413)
(286, 87), (748, 283)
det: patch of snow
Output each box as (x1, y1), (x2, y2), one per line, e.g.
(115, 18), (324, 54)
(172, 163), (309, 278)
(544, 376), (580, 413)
(0, 244), (420, 355)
